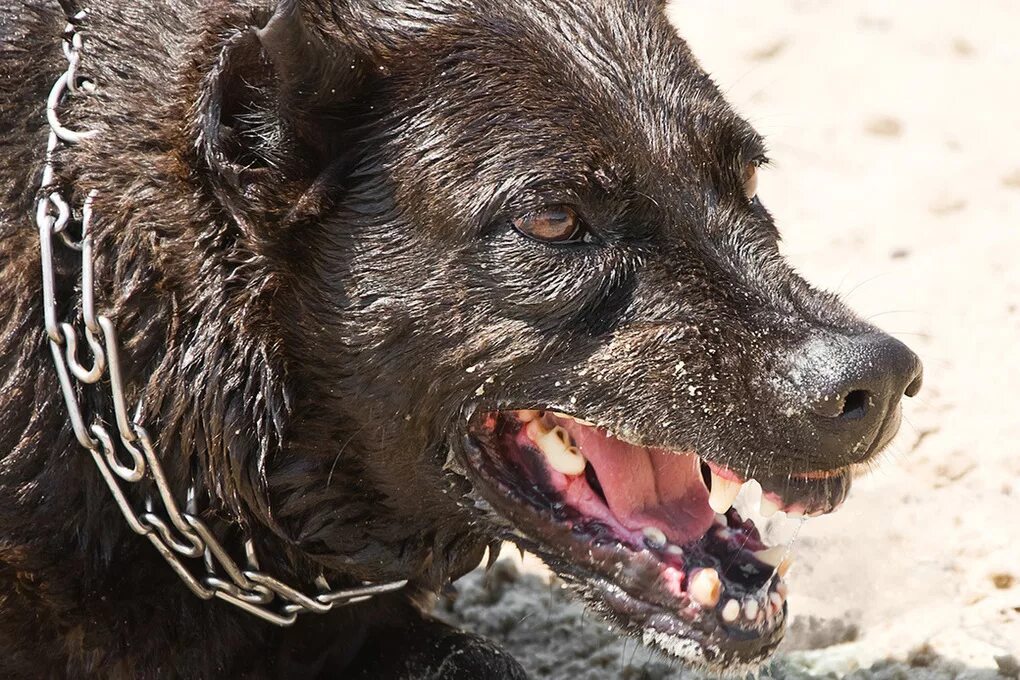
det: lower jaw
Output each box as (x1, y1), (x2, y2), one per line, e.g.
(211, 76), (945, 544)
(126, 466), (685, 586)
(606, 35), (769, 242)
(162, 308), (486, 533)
(460, 410), (798, 668)
(504, 505), (788, 668)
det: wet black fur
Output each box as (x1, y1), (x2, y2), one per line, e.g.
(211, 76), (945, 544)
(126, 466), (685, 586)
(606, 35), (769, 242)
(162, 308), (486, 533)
(1, 0), (907, 677)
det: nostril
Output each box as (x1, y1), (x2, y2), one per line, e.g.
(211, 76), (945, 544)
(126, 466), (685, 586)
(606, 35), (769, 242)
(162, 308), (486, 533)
(790, 332), (921, 427)
(839, 390), (870, 421)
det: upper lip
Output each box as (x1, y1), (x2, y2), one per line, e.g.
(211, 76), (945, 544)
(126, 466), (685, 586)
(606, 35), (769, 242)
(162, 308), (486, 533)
(749, 467), (853, 516)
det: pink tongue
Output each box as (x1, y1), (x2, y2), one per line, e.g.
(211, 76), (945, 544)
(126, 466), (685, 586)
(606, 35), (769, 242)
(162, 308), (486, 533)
(560, 421), (715, 546)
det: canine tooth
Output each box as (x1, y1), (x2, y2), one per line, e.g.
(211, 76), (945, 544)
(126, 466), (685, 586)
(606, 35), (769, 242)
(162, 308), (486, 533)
(760, 495), (781, 518)
(769, 591), (785, 611)
(689, 568), (721, 607)
(517, 410), (541, 423)
(754, 546), (787, 568)
(743, 599), (759, 620)
(721, 599), (740, 622)
(666, 545), (684, 557)
(642, 527), (667, 548)
(533, 425), (585, 476)
(708, 473), (742, 514)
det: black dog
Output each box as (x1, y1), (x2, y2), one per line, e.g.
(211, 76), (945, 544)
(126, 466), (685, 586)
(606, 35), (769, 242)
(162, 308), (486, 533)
(0, 0), (922, 677)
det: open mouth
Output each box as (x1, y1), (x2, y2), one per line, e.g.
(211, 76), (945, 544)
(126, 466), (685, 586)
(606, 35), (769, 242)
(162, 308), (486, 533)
(462, 409), (853, 670)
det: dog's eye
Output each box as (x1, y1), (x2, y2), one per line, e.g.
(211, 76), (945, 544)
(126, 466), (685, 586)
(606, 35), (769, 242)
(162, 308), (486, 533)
(513, 206), (585, 243)
(742, 161), (759, 200)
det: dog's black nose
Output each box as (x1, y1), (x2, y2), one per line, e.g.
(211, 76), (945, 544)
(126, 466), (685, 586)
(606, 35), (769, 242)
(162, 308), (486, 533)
(784, 332), (923, 465)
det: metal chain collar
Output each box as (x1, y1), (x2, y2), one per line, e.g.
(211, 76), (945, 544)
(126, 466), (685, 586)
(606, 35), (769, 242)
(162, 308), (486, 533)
(36, 10), (406, 626)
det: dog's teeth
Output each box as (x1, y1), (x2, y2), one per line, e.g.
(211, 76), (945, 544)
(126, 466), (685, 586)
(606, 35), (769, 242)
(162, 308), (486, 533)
(689, 568), (721, 607)
(666, 544), (684, 557)
(769, 591), (785, 612)
(517, 410), (541, 423)
(743, 599), (759, 621)
(708, 472), (742, 514)
(775, 581), (789, 598)
(545, 446), (585, 476)
(721, 599), (741, 622)
(754, 546), (787, 568)
(530, 423), (585, 476)
(714, 513), (728, 526)
(642, 526), (667, 548)
(760, 495), (781, 518)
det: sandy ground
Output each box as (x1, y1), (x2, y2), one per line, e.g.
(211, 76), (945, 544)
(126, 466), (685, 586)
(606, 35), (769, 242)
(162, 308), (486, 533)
(440, 2), (1020, 677)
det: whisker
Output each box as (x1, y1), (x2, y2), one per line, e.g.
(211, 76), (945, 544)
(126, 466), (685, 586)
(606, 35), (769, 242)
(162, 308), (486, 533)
(838, 272), (894, 300)
(864, 310), (919, 322)
(884, 331), (932, 341)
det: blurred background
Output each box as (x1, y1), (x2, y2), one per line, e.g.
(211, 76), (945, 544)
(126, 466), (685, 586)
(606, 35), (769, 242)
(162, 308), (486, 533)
(440, 2), (1020, 677)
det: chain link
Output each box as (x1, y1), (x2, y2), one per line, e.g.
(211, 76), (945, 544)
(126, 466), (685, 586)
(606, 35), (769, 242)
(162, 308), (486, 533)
(36, 10), (406, 626)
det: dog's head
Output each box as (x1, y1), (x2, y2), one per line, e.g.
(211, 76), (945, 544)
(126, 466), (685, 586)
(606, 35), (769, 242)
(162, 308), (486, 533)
(188, 0), (921, 669)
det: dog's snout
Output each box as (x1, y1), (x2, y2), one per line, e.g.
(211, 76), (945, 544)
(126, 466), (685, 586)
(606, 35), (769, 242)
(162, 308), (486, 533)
(783, 332), (923, 466)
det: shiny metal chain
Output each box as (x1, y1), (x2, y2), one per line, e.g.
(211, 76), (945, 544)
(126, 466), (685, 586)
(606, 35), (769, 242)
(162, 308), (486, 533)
(36, 10), (406, 626)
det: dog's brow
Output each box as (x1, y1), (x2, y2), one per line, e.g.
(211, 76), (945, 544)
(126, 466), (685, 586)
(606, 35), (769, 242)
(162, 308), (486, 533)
(719, 120), (768, 165)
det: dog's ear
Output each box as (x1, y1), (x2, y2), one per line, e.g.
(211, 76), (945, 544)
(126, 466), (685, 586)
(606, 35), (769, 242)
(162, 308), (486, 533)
(194, 0), (375, 227)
